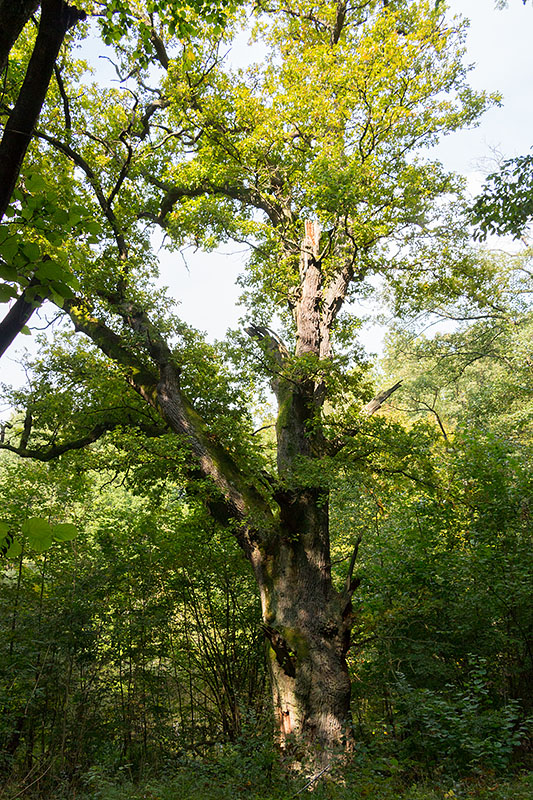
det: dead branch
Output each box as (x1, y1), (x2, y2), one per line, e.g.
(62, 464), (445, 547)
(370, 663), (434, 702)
(362, 380), (402, 416)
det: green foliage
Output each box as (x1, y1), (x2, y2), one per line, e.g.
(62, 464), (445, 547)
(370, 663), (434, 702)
(0, 465), (79, 557)
(0, 451), (266, 793)
(338, 300), (533, 778)
(0, 18), (89, 315)
(472, 151), (533, 239)
(20, 516), (75, 551)
(97, 0), (237, 54)
(10, 762), (532, 800)
(151, 0), (496, 326)
(393, 667), (530, 772)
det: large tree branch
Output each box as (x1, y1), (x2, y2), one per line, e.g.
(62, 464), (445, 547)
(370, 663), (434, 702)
(245, 323), (292, 409)
(0, 2), (85, 353)
(362, 380), (402, 416)
(120, 303), (273, 520)
(343, 533), (362, 599)
(135, 98), (170, 141)
(0, 416), (168, 461)
(34, 130), (129, 259)
(149, 28), (169, 71)
(245, 323), (289, 369)
(67, 299), (275, 547)
(328, 381), (403, 456)
(0, 276), (44, 358)
(53, 62), (71, 130)
(140, 174), (285, 228)
(0, 422), (113, 461)
(0, 0), (40, 73)
(0, 0), (86, 220)
(321, 261), (355, 332)
(330, 1), (347, 45)
(65, 300), (159, 390)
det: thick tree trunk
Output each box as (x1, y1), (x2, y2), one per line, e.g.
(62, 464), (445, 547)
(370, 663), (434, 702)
(245, 222), (359, 758)
(251, 489), (353, 756)
(67, 295), (356, 758)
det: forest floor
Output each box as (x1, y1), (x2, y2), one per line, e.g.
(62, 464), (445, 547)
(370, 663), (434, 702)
(36, 767), (532, 800)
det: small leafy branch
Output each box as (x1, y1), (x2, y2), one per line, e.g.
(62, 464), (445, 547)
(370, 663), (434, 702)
(0, 516), (77, 558)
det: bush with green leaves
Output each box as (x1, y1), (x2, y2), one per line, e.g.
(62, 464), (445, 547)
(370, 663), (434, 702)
(392, 663), (530, 773)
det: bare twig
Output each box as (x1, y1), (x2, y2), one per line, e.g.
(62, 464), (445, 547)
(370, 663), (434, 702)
(293, 764), (332, 795)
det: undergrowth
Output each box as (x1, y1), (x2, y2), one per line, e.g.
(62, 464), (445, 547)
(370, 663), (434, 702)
(60, 767), (533, 800)
(2, 760), (532, 800)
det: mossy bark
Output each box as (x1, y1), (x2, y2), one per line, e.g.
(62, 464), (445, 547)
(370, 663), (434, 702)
(251, 489), (353, 755)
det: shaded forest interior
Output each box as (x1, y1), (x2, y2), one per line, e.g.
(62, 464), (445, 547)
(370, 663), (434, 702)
(1, 380), (532, 798)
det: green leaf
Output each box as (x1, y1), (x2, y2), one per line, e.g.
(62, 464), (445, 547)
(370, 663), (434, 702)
(50, 291), (65, 307)
(84, 220), (102, 235)
(21, 517), (50, 536)
(0, 521), (10, 537)
(67, 273), (81, 291)
(0, 284), (18, 302)
(30, 534), (53, 553)
(50, 280), (75, 299)
(21, 242), (41, 262)
(0, 237), (19, 262)
(53, 523), (77, 542)
(43, 229), (63, 245)
(35, 260), (67, 283)
(0, 263), (19, 281)
(52, 209), (70, 226)
(6, 540), (22, 558)
(22, 517), (54, 552)
(26, 173), (48, 192)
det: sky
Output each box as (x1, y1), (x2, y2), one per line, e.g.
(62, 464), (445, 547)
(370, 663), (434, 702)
(1, 0), (532, 405)
(436, 0), (533, 175)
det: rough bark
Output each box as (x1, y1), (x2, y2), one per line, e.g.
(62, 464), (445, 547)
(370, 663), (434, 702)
(251, 490), (353, 754)
(247, 223), (361, 758)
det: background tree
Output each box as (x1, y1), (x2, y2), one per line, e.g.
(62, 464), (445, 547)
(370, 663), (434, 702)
(0, 444), (266, 793)
(346, 293), (533, 768)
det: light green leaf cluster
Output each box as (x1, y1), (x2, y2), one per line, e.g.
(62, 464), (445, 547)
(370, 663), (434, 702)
(0, 516), (77, 559)
(21, 517), (77, 552)
(139, 0), (495, 331)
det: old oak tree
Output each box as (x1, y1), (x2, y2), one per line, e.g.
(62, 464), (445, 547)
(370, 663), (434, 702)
(0, 0), (493, 756)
